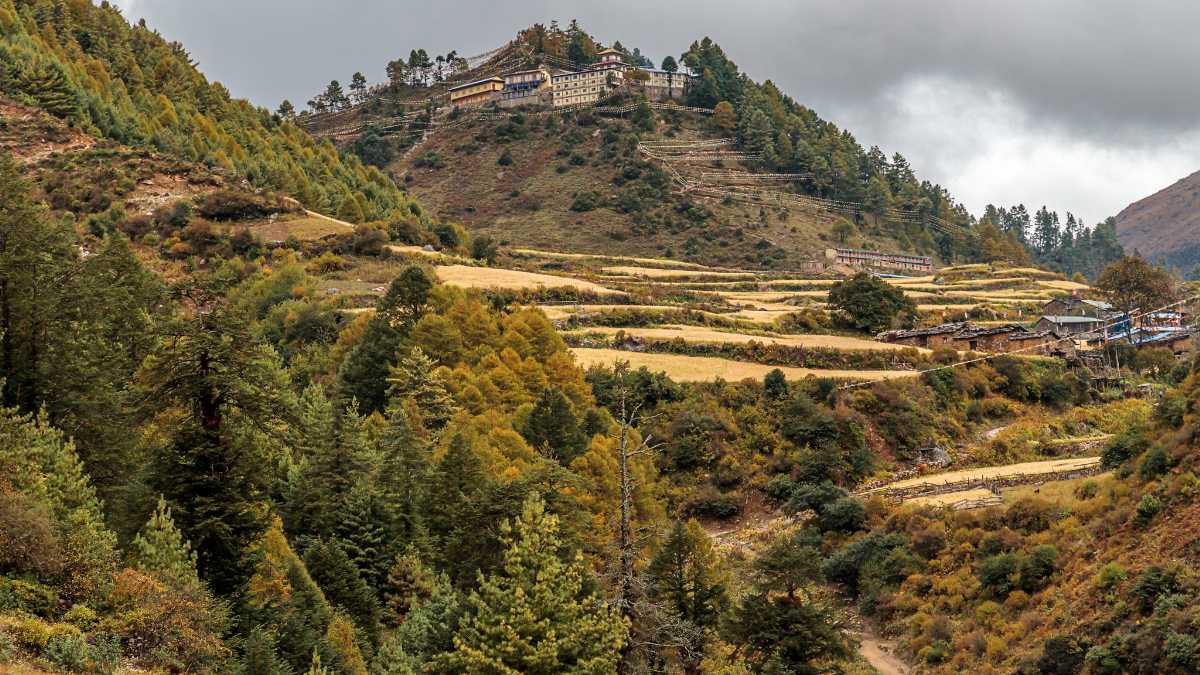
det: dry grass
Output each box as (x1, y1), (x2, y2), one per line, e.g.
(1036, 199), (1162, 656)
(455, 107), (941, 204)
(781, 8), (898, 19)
(872, 456), (1100, 492)
(888, 283), (942, 292)
(1001, 472), (1112, 505)
(570, 348), (918, 382)
(900, 290), (942, 300)
(714, 290), (800, 302)
(945, 277), (1030, 287)
(435, 265), (623, 295)
(602, 265), (757, 279)
(569, 324), (928, 352)
(940, 264), (991, 273)
(385, 244), (441, 257)
(945, 290), (1052, 301)
(537, 304), (690, 320)
(906, 488), (998, 508)
(510, 248), (712, 269)
(728, 308), (811, 323)
(1038, 279), (1091, 291)
(247, 213), (348, 242)
(536, 304), (803, 326)
(1004, 266), (1065, 279)
(886, 275), (937, 285)
(917, 303), (981, 311)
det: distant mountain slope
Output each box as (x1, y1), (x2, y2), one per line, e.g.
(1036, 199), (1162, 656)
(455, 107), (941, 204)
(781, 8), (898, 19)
(1115, 169), (1200, 272)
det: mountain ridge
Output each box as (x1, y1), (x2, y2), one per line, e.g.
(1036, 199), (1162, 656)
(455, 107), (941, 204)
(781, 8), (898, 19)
(1115, 169), (1200, 273)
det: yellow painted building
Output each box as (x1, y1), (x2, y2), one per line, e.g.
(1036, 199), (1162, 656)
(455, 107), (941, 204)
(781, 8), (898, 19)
(448, 76), (504, 107)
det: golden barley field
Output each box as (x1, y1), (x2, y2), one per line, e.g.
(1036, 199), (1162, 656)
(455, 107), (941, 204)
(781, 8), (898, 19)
(570, 348), (917, 382)
(434, 265), (623, 295)
(568, 325), (928, 352)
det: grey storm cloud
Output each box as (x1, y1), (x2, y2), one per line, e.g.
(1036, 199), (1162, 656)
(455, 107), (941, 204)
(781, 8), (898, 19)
(115, 0), (1200, 219)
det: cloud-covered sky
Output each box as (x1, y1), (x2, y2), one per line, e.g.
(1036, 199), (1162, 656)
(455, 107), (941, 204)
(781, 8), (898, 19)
(110, 0), (1200, 221)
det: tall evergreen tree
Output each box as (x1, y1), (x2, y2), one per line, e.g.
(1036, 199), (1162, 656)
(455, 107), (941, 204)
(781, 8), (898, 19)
(646, 520), (727, 670)
(140, 282), (292, 595)
(338, 266), (433, 413)
(431, 495), (629, 673)
(520, 386), (588, 464)
(304, 539), (383, 648)
(132, 496), (201, 590)
(386, 347), (458, 435)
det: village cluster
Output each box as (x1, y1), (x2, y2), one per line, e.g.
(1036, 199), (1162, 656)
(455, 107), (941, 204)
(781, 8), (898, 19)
(447, 48), (693, 109)
(879, 294), (1192, 357)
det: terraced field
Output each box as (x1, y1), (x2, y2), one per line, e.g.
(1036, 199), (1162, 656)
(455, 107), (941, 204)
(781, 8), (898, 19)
(571, 348), (918, 383)
(567, 325), (929, 352)
(311, 243), (1093, 385)
(602, 266), (757, 280)
(434, 265), (625, 295)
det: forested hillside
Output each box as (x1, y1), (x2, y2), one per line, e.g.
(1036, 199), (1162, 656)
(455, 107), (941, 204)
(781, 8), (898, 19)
(0, 0), (412, 221)
(0, 4), (1194, 674)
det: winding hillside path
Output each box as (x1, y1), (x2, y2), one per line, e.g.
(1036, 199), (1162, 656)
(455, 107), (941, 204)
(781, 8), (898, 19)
(858, 633), (909, 675)
(303, 209), (355, 230)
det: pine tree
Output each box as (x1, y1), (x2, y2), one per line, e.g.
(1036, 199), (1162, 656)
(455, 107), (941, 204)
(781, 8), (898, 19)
(0, 407), (116, 600)
(334, 478), (392, 590)
(324, 80), (349, 111)
(426, 433), (490, 584)
(390, 573), (461, 667)
(520, 386), (587, 463)
(242, 627), (290, 675)
(19, 59), (81, 119)
(350, 72), (368, 104)
(337, 193), (366, 223)
(307, 650), (331, 675)
(304, 539), (382, 648)
(647, 520), (727, 669)
(132, 496), (201, 590)
(430, 494), (629, 673)
(245, 518), (337, 672)
(0, 151), (78, 412)
(286, 399), (374, 540)
(631, 97), (654, 132)
(375, 409), (431, 553)
(383, 548), (437, 625)
(386, 347), (458, 434)
(326, 612), (370, 675)
(370, 636), (419, 675)
(338, 266), (433, 413)
(141, 283), (290, 595)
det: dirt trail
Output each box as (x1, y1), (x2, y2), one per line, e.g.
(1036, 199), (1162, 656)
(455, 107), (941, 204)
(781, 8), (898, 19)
(867, 456), (1100, 493)
(304, 209), (355, 230)
(858, 633), (909, 675)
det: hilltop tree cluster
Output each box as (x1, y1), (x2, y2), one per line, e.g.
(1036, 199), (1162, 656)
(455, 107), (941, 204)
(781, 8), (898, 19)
(979, 204), (1125, 279)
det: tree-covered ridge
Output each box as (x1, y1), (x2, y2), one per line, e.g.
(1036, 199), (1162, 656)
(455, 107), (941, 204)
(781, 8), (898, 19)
(0, 0), (413, 222)
(678, 37), (1124, 274)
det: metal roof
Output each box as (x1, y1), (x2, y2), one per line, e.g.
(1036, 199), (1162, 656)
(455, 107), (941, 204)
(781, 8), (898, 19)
(448, 76), (504, 92)
(1038, 315), (1102, 324)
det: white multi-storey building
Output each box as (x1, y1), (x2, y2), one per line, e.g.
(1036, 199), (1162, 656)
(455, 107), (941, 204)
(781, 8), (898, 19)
(551, 66), (623, 107)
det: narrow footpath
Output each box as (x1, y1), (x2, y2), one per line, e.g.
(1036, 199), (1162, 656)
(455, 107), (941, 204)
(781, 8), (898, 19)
(858, 632), (909, 675)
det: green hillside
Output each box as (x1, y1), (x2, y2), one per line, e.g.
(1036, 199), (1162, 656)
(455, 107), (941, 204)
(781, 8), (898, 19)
(0, 0), (414, 221)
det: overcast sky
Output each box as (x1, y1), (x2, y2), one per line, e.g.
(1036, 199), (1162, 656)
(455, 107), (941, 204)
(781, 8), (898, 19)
(111, 0), (1200, 222)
